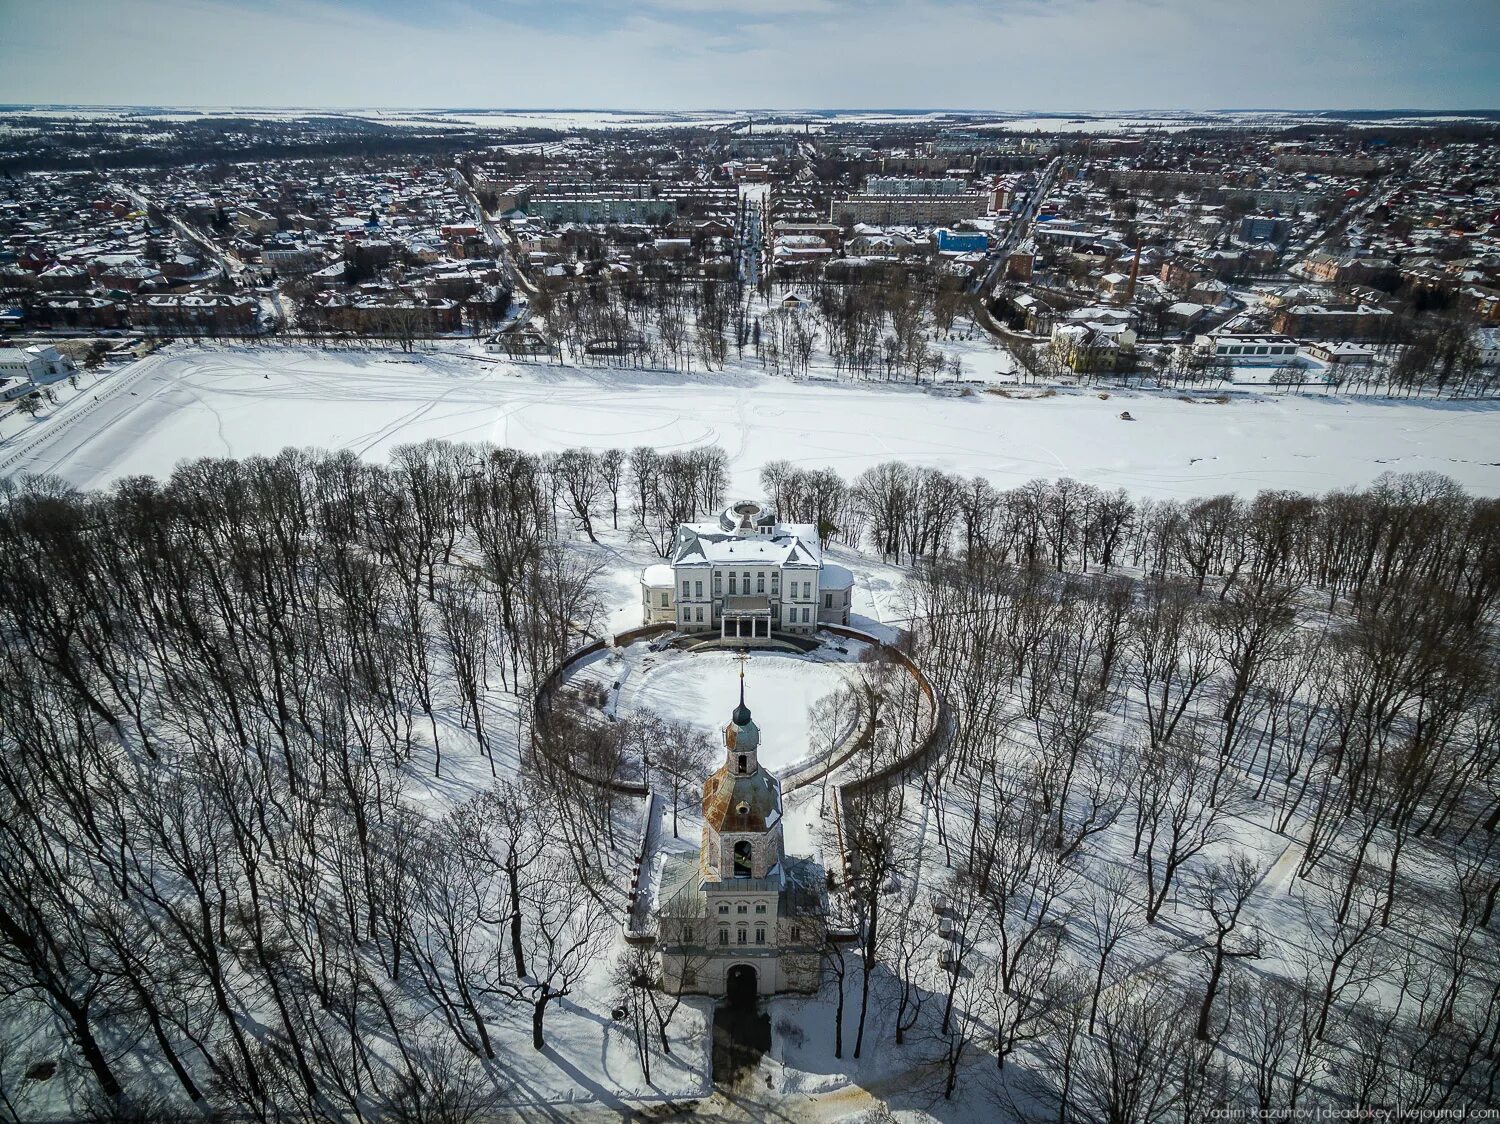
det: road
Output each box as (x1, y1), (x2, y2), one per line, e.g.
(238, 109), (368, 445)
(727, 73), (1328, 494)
(111, 182), (238, 285)
(738, 183), (768, 287)
(450, 166), (538, 298)
(968, 155), (1066, 297)
(111, 183), (287, 333)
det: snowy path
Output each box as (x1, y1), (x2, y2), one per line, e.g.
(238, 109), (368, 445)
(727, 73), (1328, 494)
(0, 352), (170, 474)
(6, 346), (1500, 501)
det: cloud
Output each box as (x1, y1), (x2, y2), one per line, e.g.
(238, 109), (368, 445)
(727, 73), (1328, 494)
(0, 0), (1494, 110)
(642, 0), (844, 14)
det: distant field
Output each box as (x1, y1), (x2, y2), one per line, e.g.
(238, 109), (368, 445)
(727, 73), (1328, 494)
(5, 345), (1499, 499)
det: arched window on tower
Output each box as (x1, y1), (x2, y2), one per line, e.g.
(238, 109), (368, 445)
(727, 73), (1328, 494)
(733, 840), (753, 878)
(737, 754), (747, 774)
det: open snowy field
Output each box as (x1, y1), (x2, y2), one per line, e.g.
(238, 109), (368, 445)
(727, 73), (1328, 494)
(4, 345), (1499, 500)
(11, 106), (1489, 134)
(567, 644), (865, 771)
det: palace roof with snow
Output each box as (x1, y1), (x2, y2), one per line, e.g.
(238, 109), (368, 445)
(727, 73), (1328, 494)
(670, 502), (823, 569)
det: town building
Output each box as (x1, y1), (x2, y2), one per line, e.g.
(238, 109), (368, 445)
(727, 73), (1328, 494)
(1194, 333), (1300, 365)
(0, 345), (75, 399)
(1304, 341), (1376, 366)
(138, 294), (258, 334)
(525, 183), (677, 225)
(1238, 214), (1291, 245)
(1050, 322), (1137, 372)
(1271, 302), (1395, 342)
(864, 177), (969, 196)
(830, 193), (989, 227)
(935, 228), (989, 253)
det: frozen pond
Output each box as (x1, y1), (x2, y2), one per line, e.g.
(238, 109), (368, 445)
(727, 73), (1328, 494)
(8, 346), (1500, 500)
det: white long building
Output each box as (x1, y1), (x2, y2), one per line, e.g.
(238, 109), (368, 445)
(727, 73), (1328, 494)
(641, 500), (854, 640)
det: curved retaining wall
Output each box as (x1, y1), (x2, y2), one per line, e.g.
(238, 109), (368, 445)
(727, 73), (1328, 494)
(530, 622), (675, 797)
(530, 622), (944, 800)
(815, 625), (949, 886)
(532, 620), (951, 936)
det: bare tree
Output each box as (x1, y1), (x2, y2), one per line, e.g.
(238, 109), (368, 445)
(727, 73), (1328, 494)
(653, 718), (714, 839)
(1187, 852), (1265, 1041)
(1084, 865), (1145, 1034)
(502, 848), (614, 1050)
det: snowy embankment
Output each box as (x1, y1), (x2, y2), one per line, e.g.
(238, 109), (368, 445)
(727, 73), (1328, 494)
(4, 344), (1499, 499)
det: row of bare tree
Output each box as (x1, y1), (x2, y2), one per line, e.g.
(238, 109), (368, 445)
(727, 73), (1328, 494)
(761, 461), (1500, 625)
(813, 506), (1497, 1113)
(0, 439), (710, 1120)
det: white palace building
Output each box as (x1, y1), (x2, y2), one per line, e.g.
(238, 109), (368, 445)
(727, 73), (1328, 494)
(640, 500), (855, 640)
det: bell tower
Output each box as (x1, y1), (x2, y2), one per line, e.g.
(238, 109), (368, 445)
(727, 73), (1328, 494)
(700, 658), (784, 881)
(725, 656), (760, 777)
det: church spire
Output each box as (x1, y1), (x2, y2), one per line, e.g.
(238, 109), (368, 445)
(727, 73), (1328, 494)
(732, 652), (752, 727)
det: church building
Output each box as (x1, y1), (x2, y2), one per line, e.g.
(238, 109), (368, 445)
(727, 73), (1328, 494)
(654, 673), (832, 998)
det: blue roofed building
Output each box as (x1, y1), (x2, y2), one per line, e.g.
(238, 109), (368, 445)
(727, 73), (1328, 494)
(935, 228), (989, 253)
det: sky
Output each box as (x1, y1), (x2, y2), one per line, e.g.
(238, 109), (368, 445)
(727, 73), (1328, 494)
(0, 0), (1496, 112)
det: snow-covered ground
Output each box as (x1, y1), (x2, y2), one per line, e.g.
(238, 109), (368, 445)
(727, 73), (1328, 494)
(567, 644), (864, 771)
(5, 344), (1499, 500)
(3, 344), (1491, 1120)
(12, 106), (1489, 134)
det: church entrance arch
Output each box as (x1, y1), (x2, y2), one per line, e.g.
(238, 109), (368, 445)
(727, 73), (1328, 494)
(725, 963), (758, 1008)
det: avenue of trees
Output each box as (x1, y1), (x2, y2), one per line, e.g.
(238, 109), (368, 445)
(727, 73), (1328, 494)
(522, 269), (971, 384)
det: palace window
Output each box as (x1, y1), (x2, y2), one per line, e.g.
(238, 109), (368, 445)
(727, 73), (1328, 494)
(738, 928), (748, 944)
(718, 904), (729, 914)
(660, 592), (669, 607)
(737, 904), (748, 914)
(713, 574), (722, 595)
(755, 904), (766, 914)
(694, 580), (703, 598)
(681, 580), (690, 597)
(824, 593), (833, 608)
(729, 574), (738, 594)
(681, 926), (692, 942)
(790, 925), (801, 941)
(755, 928), (765, 945)
(756, 573), (765, 593)
(719, 929), (729, 945)
(695, 607), (704, 623)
